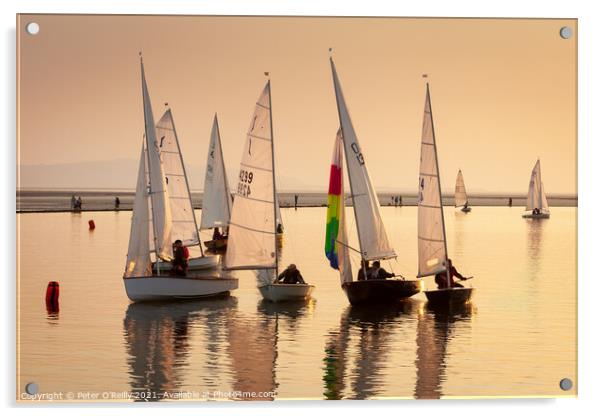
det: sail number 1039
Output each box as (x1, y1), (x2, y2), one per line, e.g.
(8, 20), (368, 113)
(237, 169), (254, 197)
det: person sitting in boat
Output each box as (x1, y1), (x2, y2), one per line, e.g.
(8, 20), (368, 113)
(171, 239), (189, 276)
(463, 202), (469, 210)
(532, 207), (541, 216)
(435, 258), (468, 289)
(276, 223), (284, 234)
(368, 261), (395, 280)
(357, 260), (370, 281)
(275, 264), (306, 284)
(212, 227), (224, 240)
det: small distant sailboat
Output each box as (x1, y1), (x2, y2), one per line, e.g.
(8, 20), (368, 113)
(418, 82), (473, 306)
(122, 57), (237, 302)
(201, 114), (233, 251)
(454, 170), (471, 212)
(326, 56), (422, 306)
(224, 78), (314, 302)
(522, 159), (550, 218)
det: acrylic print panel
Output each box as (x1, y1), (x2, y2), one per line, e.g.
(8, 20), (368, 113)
(16, 14), (577, 401)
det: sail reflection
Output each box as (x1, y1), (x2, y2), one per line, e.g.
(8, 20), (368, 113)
(123, 296), (236, 401)
(323, 301), (417, 399)
(414, 302), (475, 399)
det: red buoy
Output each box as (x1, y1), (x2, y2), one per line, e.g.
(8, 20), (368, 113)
(45, 281), (60, 312)
(88, 219), (95, 230)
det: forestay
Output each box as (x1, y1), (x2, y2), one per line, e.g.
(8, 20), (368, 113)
(201, 114), (232, 229)
(225, 82), (277, 271)
(526, 160), (549, 211)
(330, 58), (396, 261)
(141, 59), (173, 260)
(124, 143), (152, 278)
(454, 169), (468, 207)
(156, 109), (200, 248)
(417, 84), (448, 277)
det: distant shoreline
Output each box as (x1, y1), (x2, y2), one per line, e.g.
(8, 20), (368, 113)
(16, 190), (578, 213)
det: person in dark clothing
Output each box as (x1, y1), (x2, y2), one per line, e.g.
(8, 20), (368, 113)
(369, 260), (395, 280)
(212, 227), (223, 240)
(357, 260), (370, 281)
(434, 258), (468, 289)
(294, 194), (299, 210)
(114, 196), (121, 209)
(532, 207), (541, 216)
(276, 223), (284, 234)
(171, 239), (189, 276)
(508, 197), (513, 207)
(276, 264), (306, 284)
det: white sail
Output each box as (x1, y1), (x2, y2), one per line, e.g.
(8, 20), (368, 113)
(225, 81), (277, 271)
(141, 59), (173, 260)
(201, 114), (233, 229)
(124, 143), (152, 278)
(156, 109), (200, 248)
(454, 170), (468, 207)
(417, 84), (448, 277)
(330, 58), (396, 261)
(526, 160), (549, 212)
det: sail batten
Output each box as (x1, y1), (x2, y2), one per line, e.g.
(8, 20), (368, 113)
(201, 115), (233, 229)
(330, 58), (396, 261)
(417, 84), (448, 278)
(224, 82), (278, 277)
(454, 170), (468, 207)
(156, 109), (201, 249)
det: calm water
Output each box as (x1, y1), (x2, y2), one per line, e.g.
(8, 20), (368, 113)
(17, 206), (577, 401)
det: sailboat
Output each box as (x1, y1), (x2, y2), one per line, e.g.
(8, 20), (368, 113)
(201, 114), (233, 251)
(153, 107), (220, 271)
(522, 159), (550, 218)
(224, 78), (314, 302)
(326, 56), (422, 306)
(418, 82), (473, 306)
(454, 170), (471, 212)
(122, 57), (237, 302)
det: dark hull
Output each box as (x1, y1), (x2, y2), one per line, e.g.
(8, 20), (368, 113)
(425, 287), (473, 306)
(343, 279), (422, 306)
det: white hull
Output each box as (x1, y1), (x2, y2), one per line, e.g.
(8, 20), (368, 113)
(123, 275), (238, 302)
(522, 210), (550, 218)
(258, 283), (314, 302)
(154, 255), (220, 272)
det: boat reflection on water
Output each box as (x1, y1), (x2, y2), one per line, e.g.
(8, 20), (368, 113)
(414, 301), (475, 399)
(323, 301), (417, 400)
(123, 295), (236, 401)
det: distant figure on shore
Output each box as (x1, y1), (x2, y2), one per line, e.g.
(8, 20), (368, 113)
(508, 197), (513, 207)
(358, 260), (370, 280)
(171, 239), (189, 276)
(114, 196), (120, 209)
(71, 194), (77, 209)
(294, 194), (299, 210)
(399, 195), (403, 206)
(368, 260), (395, 280)
(435, 258), (468, 289)
(73, 196), (82, 210)
(276, 264), (306, 284)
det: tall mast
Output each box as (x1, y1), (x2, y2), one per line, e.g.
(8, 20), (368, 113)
(166, 105), (205, 257)
(426, 82), (451, 286)
(329, 55), (366, 263)
(214, 114), (232, 221)
(266, 77), (279, 276)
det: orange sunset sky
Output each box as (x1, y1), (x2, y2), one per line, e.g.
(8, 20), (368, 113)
(17, 15), (576, 194)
